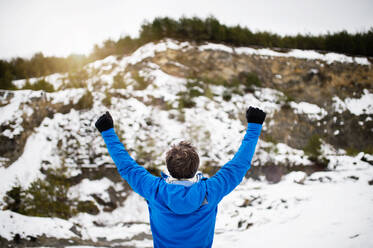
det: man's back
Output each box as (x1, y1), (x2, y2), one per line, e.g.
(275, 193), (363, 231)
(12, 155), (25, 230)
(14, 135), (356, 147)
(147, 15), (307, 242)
(95, 107), (266, 248)
(147, 176), (217, 248)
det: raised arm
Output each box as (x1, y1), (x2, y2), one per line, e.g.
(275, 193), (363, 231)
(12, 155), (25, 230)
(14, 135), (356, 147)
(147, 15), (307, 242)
(205, 107), (266, 205)
(95, 112), (160, 201)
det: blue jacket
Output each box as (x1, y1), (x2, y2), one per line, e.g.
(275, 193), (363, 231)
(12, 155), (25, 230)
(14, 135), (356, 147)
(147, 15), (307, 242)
(101, 123), (262, 248)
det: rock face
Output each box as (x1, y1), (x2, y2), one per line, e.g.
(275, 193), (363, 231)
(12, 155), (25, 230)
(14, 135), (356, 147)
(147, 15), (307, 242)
(0, 90), (91, 167)
(145, 44), (373, 152)
(0, 39), (372, 246)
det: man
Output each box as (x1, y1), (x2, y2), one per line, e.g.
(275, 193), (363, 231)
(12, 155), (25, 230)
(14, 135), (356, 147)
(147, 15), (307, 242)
(95, 106), (266, 248)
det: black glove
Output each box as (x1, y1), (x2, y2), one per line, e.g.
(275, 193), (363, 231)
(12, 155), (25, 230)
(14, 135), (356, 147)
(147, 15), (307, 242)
(95, 111), (114, 132)
(246, 106), (266, 124)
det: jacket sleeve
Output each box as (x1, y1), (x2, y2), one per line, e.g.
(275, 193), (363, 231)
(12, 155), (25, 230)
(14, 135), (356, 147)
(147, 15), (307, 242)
(101, 128), (160, 201)
(205, 123), (262, 205)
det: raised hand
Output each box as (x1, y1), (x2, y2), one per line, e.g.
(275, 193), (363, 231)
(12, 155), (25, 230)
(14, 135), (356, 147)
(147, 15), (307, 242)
(246, 106), (266, 124)
(95, 111), (114, 132)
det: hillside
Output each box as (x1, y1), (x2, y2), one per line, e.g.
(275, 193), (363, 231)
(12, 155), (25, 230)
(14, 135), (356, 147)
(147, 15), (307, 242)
(0, 39), (372, 247)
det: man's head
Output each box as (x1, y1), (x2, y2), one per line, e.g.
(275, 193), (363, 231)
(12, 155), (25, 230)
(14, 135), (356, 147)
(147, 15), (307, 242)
(166, 141), (199, 179)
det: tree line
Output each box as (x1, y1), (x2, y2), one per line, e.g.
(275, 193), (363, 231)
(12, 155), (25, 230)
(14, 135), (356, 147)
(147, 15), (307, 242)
(1, 16), (372, 89)
(137, 16), (373, 56)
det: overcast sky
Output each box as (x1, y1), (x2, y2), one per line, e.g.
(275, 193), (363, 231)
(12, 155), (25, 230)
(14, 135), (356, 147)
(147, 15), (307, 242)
(0, 0), (372, 59)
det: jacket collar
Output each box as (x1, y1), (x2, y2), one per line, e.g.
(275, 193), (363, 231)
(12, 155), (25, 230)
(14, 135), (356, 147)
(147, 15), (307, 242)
(161, 171), (203, 187)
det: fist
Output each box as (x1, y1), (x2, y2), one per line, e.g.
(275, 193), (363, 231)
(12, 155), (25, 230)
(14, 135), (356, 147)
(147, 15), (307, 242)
(95, 111), (114, 132)
(246, 107), (266, 124)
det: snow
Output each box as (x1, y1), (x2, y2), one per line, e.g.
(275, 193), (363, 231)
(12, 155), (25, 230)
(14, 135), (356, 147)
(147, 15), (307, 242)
(332, 96), (347, 114)
(66, 241), (153, 248)
(344, 89), (373, 115)
(199, 40), (370, 69)
(283, 171), (307, 183)
(0, 114), (62, 196)
(68, 178), (114, 202)
(126, 39), (191, 65)
(12, 73), (66, 90)
(65, 246), (108, 248)
(213, 154), (373, 248)
(0, 89), (86, 139)
(88, 55), (117, 70)
(199, 43), (233, 53)
(138, 62), (187, 102)
(114, 239), (154, 248)
(235, 46), (371, 65)
(254, 87), (285, 104)
(0, 90), (44, 138)
(82, 39), (192, 91)
(69, 192), (150, 242)
(332, 90), (373, 115)
(0, 210), (76, 240)
(214, 182), (373, 248)
(48, 88), (86, 105)
(81, 223), (149, 242)
(199, 41), (370, 65)
(2, 152), (372, 246)
(256, 141), (312, 167)
(290, 101), (328, 120)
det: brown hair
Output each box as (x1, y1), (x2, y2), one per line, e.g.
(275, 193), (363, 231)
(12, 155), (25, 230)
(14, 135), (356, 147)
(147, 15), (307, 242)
(166, 141), (199, 179)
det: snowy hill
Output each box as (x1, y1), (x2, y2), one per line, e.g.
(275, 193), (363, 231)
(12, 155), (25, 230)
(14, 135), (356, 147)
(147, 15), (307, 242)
(0, 39), (373, 247)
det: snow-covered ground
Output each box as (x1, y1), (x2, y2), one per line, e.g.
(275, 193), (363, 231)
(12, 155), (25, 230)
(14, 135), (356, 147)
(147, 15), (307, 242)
(0, 39), (372, 247)
(214, 153), (373, 248)
(1, 152), (372, 247)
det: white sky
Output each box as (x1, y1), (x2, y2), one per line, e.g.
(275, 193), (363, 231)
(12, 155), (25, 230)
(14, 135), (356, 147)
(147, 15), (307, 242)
(0, 0), (372, 59)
